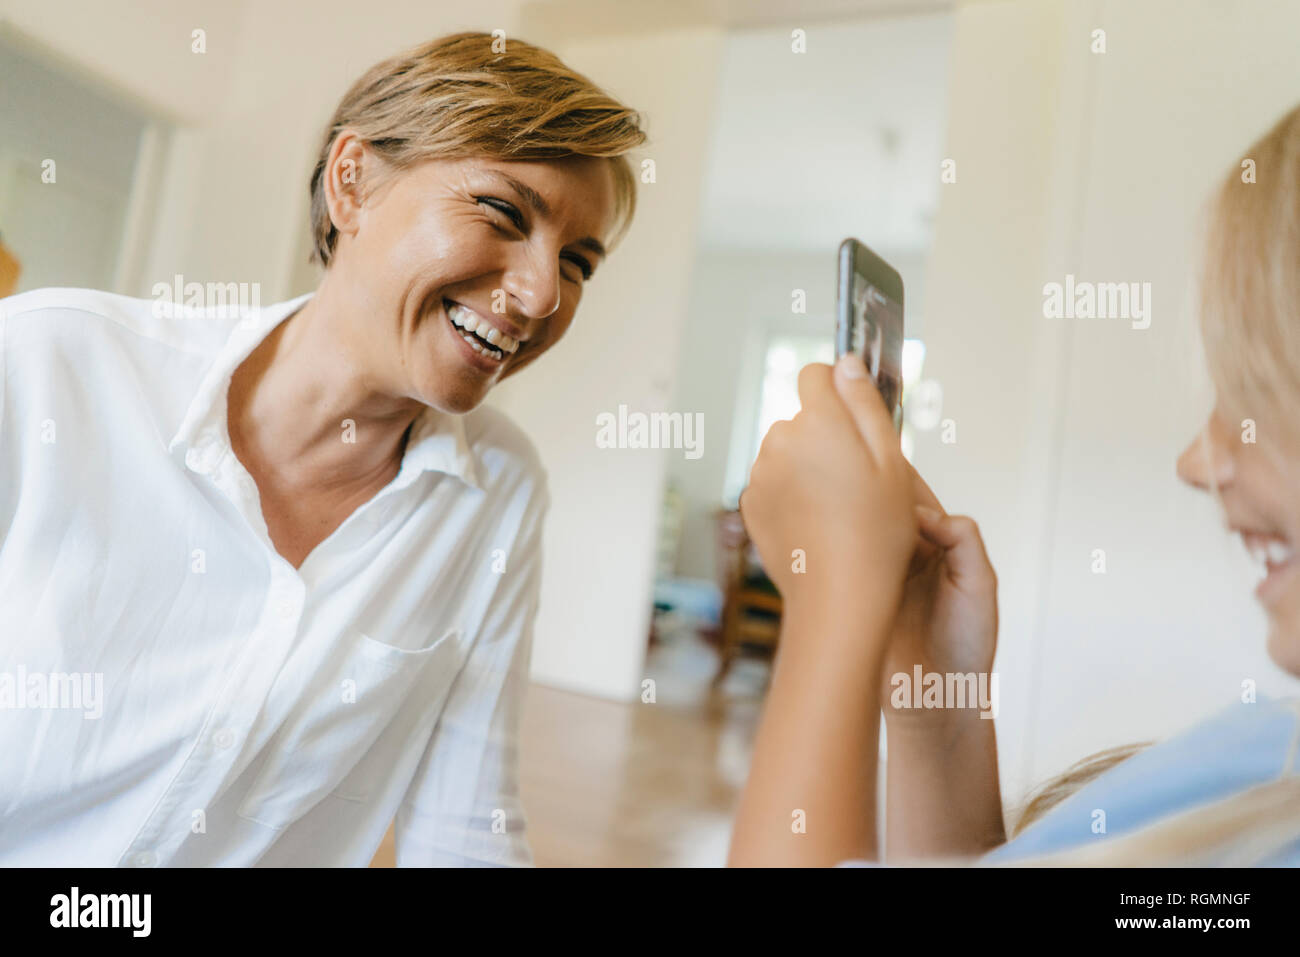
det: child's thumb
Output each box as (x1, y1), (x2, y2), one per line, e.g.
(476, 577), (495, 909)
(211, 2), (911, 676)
(833, 353), (891, 451)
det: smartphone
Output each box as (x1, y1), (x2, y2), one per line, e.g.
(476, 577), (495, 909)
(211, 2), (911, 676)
(835, 238), (905, 431)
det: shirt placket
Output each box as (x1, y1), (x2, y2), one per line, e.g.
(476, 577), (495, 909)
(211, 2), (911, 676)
(119, 433), (306, 867)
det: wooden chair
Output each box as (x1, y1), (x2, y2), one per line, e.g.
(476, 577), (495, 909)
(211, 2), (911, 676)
(711, 508), (783, 687)
(0, 237), (21, 298)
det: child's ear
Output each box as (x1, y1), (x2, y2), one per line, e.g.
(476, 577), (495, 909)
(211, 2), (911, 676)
(323, 131), (370, 244)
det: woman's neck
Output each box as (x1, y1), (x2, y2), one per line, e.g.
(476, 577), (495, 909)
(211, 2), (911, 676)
(226, 287), (422, 500)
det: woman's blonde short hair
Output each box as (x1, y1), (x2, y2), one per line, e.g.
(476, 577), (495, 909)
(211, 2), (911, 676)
(308, 31), (647, 267)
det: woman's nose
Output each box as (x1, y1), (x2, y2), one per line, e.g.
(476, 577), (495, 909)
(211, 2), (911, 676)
(1176, 418), (1235, 491)
(501, 248), (561, 321)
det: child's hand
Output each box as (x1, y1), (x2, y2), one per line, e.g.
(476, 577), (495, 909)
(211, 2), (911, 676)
(739, 354), (917, 635)
(881, 464), (998, 722)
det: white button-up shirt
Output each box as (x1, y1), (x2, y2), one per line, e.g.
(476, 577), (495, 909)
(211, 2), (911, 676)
(0, 287), (549, 867)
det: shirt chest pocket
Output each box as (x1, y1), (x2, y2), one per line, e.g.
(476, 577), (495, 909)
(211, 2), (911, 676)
(236, 626), (464, 831)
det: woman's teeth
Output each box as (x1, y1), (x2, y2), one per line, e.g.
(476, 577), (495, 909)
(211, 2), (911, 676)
(446, 301), (519, 360)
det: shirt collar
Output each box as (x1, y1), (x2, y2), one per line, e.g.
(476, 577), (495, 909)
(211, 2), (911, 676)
(167, 293), (482, 492)
(396, 402), (483, 492)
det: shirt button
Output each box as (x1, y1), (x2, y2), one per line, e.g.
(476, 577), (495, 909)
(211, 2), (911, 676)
(277, 599), (296, 620)
(213, 728), (235, 750)
(131, 851), (157, 867)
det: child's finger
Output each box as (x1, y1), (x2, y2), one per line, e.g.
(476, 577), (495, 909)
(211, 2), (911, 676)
(831, 353), (898, 465)
(915, 507), (996, 587)
(796, 361), (852, 422)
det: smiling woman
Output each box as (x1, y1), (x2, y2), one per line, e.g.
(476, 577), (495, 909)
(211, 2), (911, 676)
(298, 31), (644, 417)
(0, 31), (646, 867)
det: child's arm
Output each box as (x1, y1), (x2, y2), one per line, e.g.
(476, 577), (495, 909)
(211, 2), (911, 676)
(884, 706), (1006, 859)
(727, 354), (916, 866)
(727, 583), (895, 866)
(881, 488), (1007, 859)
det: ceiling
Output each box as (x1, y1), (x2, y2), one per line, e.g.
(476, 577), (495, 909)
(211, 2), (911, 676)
(696, 11), (954, 254)
(522, 0), (954, 35)
(520, 0), (957, 256)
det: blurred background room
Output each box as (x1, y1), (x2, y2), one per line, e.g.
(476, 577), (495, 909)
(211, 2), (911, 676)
(4, 0), (1300, 865)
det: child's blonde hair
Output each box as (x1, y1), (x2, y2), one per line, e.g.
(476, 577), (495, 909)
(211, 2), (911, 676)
(1199, 103), (1300, 454)
(995, 105), (1300, 866)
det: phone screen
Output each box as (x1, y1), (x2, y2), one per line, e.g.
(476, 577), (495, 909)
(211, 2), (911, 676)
(843, 272), (904, 427)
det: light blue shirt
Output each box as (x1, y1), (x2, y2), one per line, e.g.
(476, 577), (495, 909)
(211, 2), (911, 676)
(842, 696), (1300, 866)
(985, 695), (1300, 865)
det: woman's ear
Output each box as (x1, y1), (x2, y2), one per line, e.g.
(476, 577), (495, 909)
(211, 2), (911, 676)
(323, 130), (370, 247)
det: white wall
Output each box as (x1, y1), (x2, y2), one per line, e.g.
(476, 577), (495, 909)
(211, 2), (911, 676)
(695, 14), (954, 253)
(1, 0), (522, 300)
(0, 0), (245, 122)
(667, 250), (829, 583)
(665, 248), (930, 582)
(490, 22), (726, 700)
(0, 32), (148, 292)
(917, 0), (1300, 802)
(662, 12), (952, 585)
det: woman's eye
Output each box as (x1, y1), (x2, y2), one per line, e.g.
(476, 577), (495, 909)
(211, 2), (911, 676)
(563, 253), (593, 281)
(476, 196), (591, 282)
(476, 197), (524, 230)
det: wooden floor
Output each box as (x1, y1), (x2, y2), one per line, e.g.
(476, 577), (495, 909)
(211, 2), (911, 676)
(370, 628), (770, 867)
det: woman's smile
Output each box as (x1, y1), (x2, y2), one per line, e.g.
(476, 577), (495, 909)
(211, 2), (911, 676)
(440, 297), (523, 373)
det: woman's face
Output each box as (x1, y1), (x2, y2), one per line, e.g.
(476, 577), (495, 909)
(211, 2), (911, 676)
(327, 147), (617, 414)
(1177, 405), (1300, 674)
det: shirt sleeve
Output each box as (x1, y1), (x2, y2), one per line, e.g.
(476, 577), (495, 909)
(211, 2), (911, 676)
(392, 474), (549, 867)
